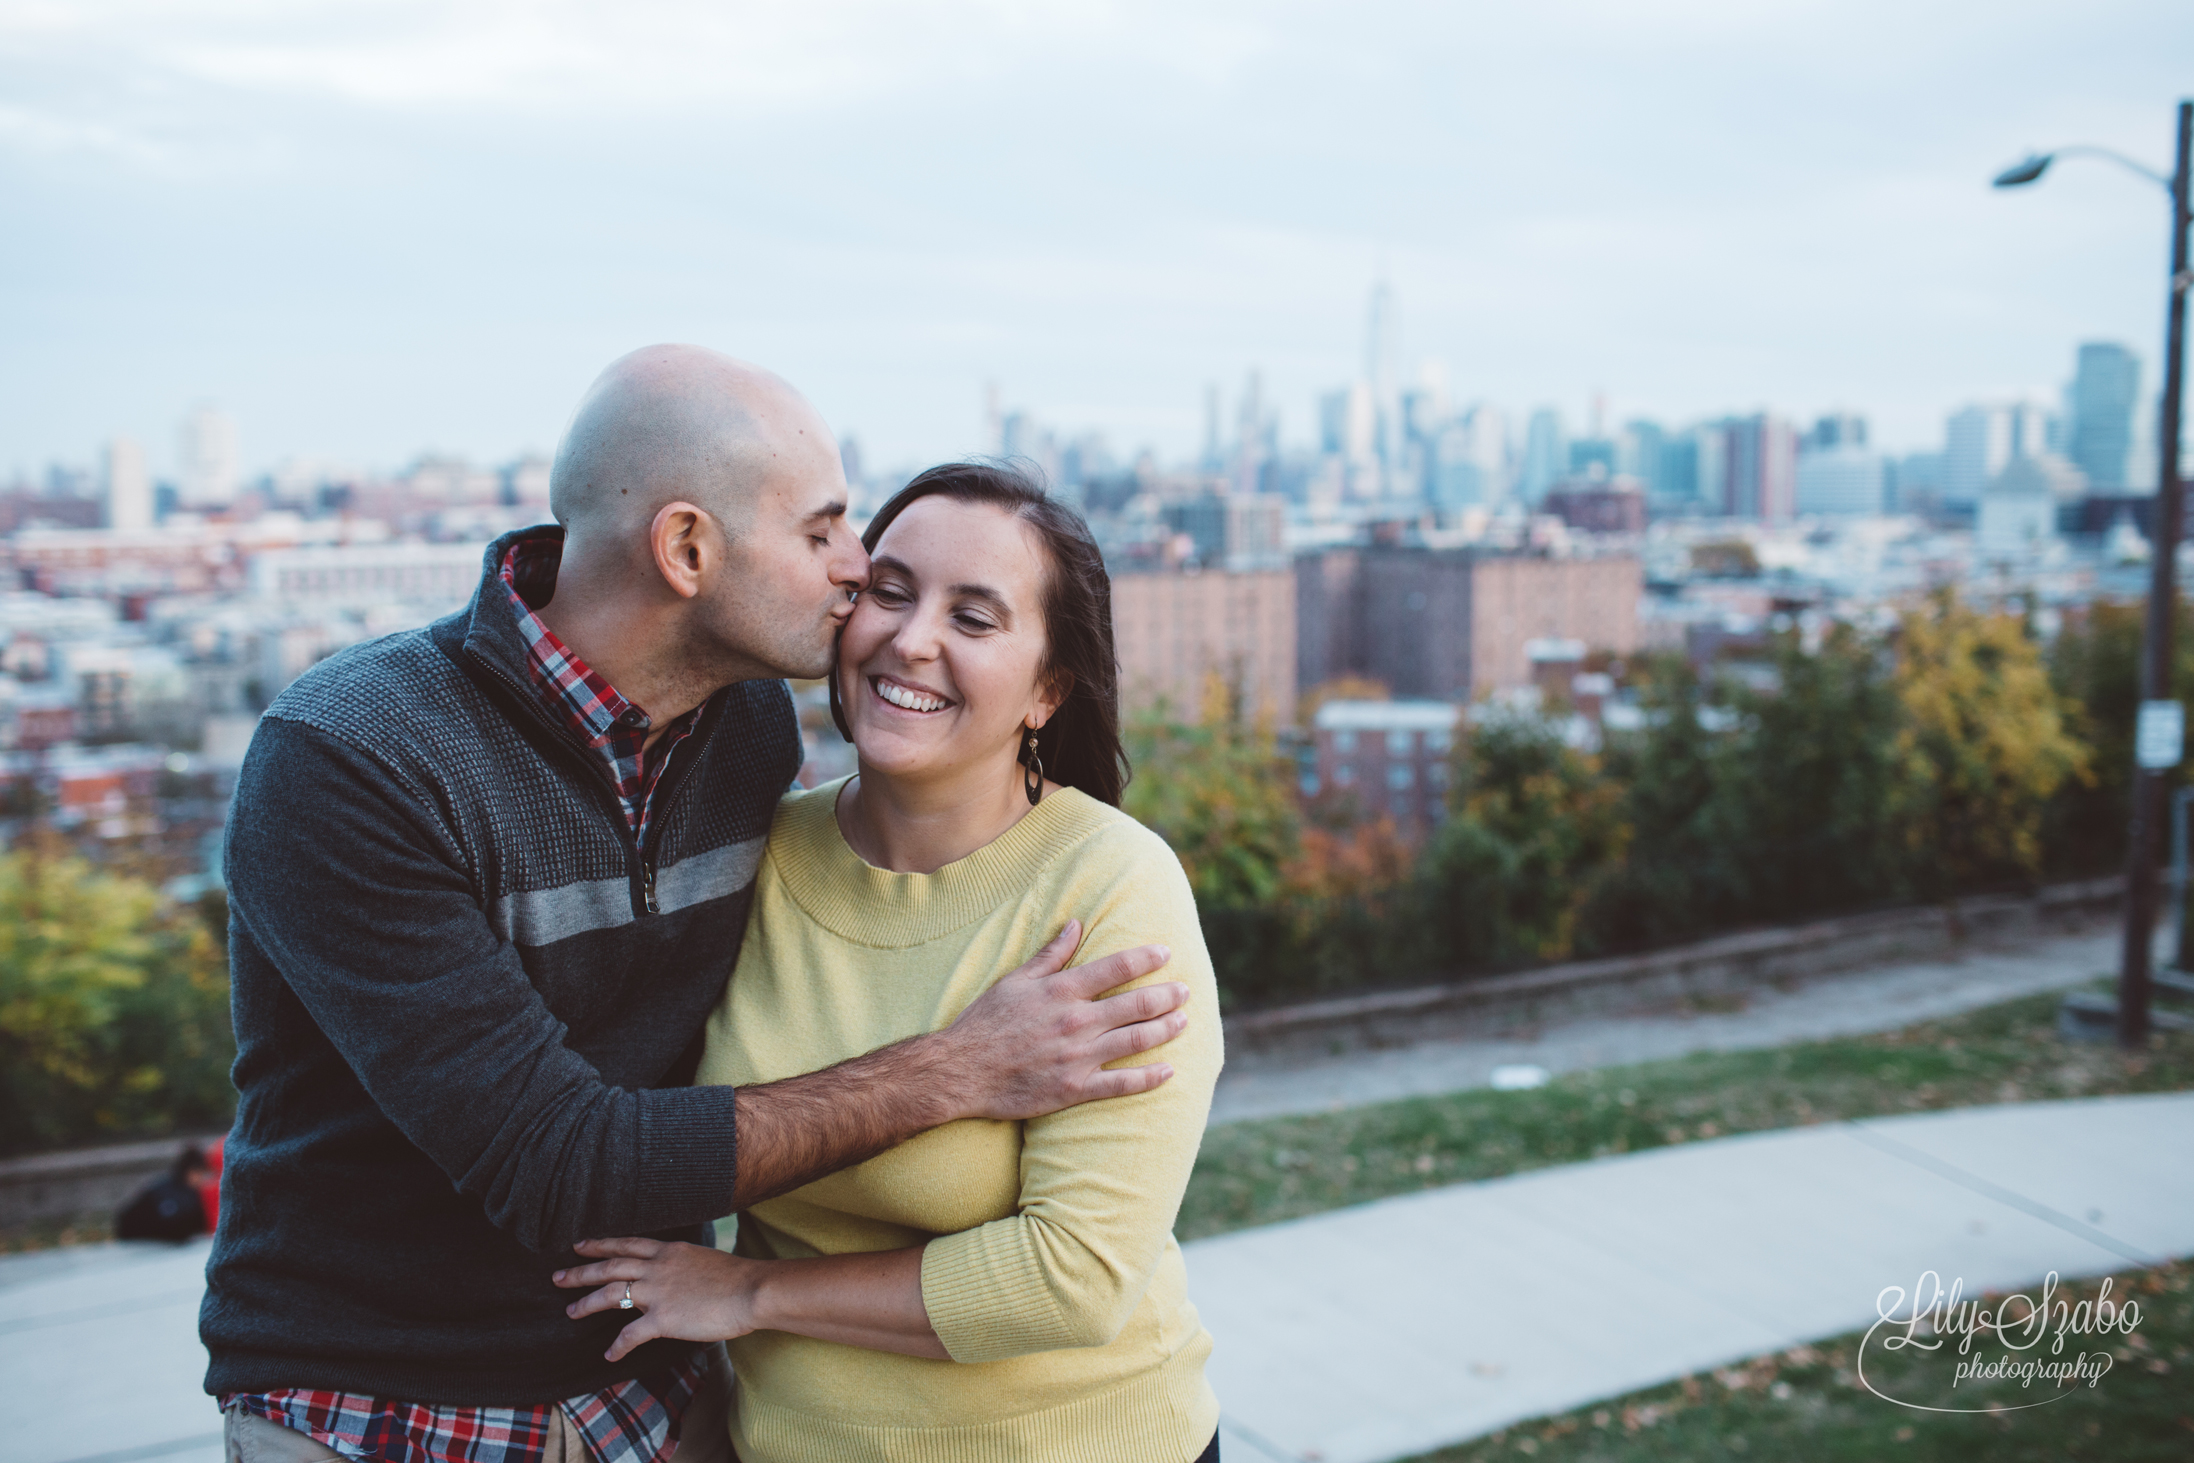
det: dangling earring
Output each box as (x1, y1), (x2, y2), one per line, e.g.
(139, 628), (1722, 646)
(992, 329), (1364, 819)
(1022, 725), (1044, 806)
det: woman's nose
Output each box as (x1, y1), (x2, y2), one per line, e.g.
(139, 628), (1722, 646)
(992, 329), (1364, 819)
(893, 610), (945, 662)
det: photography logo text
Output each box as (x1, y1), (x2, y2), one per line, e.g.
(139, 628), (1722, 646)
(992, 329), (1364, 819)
(1859, 1270), (2140, 1413)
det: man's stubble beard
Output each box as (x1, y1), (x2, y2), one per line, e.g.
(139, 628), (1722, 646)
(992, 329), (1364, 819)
(693, 580), (840, 687)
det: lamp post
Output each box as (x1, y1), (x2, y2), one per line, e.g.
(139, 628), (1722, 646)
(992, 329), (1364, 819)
(1995, 100), (2191, 1051)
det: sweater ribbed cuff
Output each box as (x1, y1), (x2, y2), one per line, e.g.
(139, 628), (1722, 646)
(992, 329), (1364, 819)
(634, 1084), (743, 1232)
(921, 1220), (1073, 1363)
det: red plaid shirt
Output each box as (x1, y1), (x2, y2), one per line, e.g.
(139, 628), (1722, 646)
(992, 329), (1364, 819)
(220, 538), (712, 1462)
(499, 536), (704, 842)
(222, 1364), (704, 1463)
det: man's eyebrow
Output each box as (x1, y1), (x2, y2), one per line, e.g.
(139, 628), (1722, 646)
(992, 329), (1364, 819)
(804, 499), (847, 523)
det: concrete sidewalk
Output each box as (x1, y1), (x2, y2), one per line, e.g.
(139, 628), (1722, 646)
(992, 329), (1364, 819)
(0, 1237), (221, 1463)
(1192, 1091), (2194, 1463)
(6, 1092), (2190, 1463)
(1211, 928), (2124, 1126)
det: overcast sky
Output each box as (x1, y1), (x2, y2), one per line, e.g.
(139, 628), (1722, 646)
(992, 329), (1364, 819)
(2, 0), (2188, 481)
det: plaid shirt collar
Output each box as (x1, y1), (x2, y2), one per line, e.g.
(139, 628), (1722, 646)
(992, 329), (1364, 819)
(222, 1354), (705, 1463)
(499, 536), (702, 844)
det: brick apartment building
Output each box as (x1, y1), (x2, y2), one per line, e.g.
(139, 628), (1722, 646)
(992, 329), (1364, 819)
(1296, 547), (1642, 701)
(1110, 566), (1296, 723)
(1305, 698), (1460, 832)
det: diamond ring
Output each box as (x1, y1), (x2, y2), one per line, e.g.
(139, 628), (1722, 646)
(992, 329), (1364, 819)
(619, 1283), (635, 1311)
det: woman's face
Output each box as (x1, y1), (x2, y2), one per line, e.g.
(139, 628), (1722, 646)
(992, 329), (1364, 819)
(836, 496), (1062, 788)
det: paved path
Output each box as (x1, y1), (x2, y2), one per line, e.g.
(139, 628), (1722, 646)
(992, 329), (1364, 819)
(1211, 929), (2125, 1126)
(0, 1238), (220, 1463)
(9, 1091), (2190, 1463)
(1195, 1091), (2194, 1463)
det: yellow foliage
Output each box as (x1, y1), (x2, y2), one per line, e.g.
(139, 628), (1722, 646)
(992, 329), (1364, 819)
(0, 852), (162, 1088)
(1892, 591), (2092, 889)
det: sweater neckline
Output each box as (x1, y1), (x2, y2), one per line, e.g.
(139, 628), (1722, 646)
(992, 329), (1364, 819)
(771, 776), (1114, 947)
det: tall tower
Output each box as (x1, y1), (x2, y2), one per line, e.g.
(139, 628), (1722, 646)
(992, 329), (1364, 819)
(103, 436), (152, 532)
(1365, 277), (1401, 495)
(178, 404), (239, 507)
(1234, 370), (1267, 496)
(2070, 342), (2140, 491)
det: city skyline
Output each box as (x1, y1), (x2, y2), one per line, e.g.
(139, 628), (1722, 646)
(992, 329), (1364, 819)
(2, 1), (2187, 477)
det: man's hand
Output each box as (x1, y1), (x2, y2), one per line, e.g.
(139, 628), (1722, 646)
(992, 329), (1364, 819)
(930, 920), (1187, 1121)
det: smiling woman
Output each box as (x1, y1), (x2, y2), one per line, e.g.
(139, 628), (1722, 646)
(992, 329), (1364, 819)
(554, 462), (1224, 1463)
(825, 462), (1128, 871)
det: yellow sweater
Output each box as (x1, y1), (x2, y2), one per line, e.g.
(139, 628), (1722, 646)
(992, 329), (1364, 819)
(696, 778), (1224, 1463)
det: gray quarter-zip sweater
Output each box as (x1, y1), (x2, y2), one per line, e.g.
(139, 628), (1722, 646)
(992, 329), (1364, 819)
(201, 526), (798, 1404)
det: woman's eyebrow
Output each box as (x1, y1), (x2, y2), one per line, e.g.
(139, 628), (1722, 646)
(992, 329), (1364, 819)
(948, 583), (1012, 615)
(873, 552), (1013, 617)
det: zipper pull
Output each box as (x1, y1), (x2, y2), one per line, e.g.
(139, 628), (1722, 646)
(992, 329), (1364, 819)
(641, 859), (659, 915)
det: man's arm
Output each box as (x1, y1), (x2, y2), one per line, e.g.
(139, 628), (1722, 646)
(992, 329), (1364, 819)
(229, 718), (1186, 1252)
(724, 921), (1185, 1210)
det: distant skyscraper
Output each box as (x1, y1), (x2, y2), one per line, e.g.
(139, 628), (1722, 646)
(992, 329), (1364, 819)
(1945, 400), (2050, 506)
(1202, 382), (1225, 472)
(1795, 447), (1886, 517)
(1365, 278), (1402, 492)
(1806, 412), (1869, 451)
(1234, 370), (1272, 496)
(1656, 430), (1702, 512)
(1566, 438), (1616, 479)
(1722, 414), (1797, 522)
(178, 404), (239, 507)
(1618, 420), (1667, 499)
(1431, 403), (1508, 514)
(102, 436), (152, 532)
(1000, 410), (1060, 486)
(1320, 382), (1378, 498)
(1520, 408), (1566, 502)
(2069, 342), (2140, 491)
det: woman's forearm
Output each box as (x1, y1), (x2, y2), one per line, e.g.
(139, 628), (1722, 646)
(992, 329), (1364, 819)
(751, 1245), (950, 1359)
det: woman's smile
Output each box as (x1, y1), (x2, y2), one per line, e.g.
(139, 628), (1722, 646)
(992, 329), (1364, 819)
(870, 675), (955, 715)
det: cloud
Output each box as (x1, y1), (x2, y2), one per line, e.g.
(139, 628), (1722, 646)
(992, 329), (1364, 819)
(0, 0), (2187, 470)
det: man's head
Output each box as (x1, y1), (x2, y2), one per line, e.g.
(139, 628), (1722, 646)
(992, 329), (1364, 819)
(549, 344), (868, 687)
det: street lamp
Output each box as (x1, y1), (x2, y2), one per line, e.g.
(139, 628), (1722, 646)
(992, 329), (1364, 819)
(1995, 101), (2191, 1051)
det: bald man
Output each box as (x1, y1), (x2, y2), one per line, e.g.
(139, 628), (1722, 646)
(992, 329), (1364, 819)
(202, 347), (1189, 1463)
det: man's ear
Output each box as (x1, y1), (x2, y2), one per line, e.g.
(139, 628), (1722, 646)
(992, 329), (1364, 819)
(649, 502), (716, 600)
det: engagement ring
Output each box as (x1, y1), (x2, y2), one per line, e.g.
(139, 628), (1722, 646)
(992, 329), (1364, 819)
(619, 1283), (635, 1310)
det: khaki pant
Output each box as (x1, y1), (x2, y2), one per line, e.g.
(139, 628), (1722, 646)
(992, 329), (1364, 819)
(223, 1348), (734, 1463)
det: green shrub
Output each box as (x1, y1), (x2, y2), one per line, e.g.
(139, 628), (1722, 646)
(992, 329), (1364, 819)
(0, 854), (233, 1156)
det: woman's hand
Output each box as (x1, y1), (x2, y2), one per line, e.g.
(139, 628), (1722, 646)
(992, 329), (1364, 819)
(554, 1236), (765, 1362)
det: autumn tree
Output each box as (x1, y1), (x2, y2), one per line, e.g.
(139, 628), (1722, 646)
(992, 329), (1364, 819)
(1892, 591), (2091, 896)
(1122, 673), (1301, 909)
(0, 851), (232, 1154)
(1421, 708), (1631, 966)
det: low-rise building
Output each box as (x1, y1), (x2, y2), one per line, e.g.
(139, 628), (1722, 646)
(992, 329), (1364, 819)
(1305, 699), (1459, 833)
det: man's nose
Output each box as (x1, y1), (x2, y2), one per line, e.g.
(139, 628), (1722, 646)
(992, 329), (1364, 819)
(834, 530), (871, 594)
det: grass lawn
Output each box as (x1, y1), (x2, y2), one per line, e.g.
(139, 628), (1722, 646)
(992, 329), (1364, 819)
(0, 1213), (112, 1255)
(1402, 1261), (2193, 1462)
(1178, 987), (2194, 1241)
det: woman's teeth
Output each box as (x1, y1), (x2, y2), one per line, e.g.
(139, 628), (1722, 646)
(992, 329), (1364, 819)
(876, 680), (948, 713)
